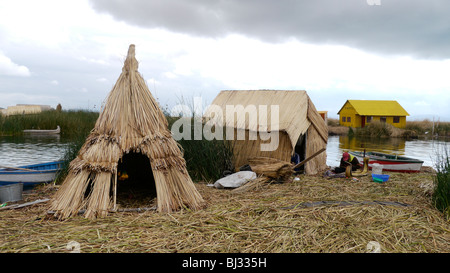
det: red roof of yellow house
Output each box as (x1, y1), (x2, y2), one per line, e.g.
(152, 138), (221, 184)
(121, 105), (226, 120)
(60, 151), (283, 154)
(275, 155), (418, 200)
(338, 100), (409, 116)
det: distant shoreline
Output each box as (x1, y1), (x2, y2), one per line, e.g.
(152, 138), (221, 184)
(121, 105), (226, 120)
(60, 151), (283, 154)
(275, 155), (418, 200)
(327, 118), (450, 138)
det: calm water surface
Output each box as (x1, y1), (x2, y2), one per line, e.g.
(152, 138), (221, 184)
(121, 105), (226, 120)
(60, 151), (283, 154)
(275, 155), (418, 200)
(326, 135), (448, 168)
(0, 135), (70, 167)
(0, 134), (447, 169)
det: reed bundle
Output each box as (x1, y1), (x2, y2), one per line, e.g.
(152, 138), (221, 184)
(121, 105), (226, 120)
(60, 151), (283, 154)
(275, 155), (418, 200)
(230, 157), (293, 194)
(231, 176), (272, 193)
(50, 45), (205, 219)
(248, 157), (293, 179)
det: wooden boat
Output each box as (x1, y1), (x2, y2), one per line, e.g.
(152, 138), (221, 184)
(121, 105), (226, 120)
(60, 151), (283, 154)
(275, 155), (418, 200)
(0, 161), (63, 188)
(348, 151), (423, 173)
(23, 126), (60, 135)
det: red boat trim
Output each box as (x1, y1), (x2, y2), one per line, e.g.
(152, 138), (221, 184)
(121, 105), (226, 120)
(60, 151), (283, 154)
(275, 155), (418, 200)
(369, 160), (413, 165)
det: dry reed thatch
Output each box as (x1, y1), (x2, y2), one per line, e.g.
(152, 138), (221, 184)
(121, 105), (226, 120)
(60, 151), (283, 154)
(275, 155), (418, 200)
(49, 45), (205, 219)
(248, 157), (293, 179)
(230, 157), (292, 194)
(204, 90), (328, 175)
(233, 149), (327, 193)
(2, 171), (449, 253)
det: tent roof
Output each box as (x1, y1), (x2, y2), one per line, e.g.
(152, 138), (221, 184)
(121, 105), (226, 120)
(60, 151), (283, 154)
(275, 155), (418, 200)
(338, 100), (409, 116)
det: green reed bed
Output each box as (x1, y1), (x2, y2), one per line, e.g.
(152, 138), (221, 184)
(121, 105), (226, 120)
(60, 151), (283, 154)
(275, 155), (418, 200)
(166, 116), (234, 182)
(0, 110), (98, 138)
(405, 120), (450, 137)
(180, 136), (234, 182)
(354, 121), (393, 138)
(432, 145), (450, 218)
(55, 132), (90, 184)
(351, 120), (450, 138)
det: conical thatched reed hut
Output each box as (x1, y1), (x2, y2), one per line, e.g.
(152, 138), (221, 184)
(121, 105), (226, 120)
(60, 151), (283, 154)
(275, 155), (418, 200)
(50, 45), (205, 219)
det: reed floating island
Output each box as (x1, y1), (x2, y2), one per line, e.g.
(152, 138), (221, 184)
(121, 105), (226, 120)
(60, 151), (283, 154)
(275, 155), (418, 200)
(2, 169), (449, 253)
(49, 44), (205, 219)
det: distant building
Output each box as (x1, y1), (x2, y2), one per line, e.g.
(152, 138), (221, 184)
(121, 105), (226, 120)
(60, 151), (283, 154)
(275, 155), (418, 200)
(337, 100), (409, 128)
(318, 111), (328, 124)
(0, 104), (53, 116)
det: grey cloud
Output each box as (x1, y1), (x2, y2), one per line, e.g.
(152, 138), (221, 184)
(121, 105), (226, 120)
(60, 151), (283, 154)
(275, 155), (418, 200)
(89, 0), (450, 59)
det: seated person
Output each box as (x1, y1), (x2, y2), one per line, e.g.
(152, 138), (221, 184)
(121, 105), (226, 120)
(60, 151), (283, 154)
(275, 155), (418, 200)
(334, 152), (361, 173)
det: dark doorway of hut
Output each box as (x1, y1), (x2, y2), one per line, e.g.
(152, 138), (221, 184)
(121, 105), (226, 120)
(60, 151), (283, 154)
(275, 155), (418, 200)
(115, 152), (157, 209)
(293, 134), (306, 173)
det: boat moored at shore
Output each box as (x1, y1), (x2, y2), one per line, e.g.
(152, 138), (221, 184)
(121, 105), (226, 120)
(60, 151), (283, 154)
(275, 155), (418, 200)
(0, 161), (63, 188)
(348, 151), (423, 173)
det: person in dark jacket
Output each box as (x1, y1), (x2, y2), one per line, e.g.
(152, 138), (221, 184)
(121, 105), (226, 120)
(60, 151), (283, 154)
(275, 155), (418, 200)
(334, 152), (361, 173)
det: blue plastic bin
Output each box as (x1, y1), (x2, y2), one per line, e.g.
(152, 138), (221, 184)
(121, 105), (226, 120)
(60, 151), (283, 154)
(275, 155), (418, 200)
(372, 174), (389, 183)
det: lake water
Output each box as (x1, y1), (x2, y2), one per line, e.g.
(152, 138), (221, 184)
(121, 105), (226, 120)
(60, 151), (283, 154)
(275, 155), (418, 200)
(326, 135), (448, 168)
(0, 135), (70, 167)
(0, 134), (448, 169)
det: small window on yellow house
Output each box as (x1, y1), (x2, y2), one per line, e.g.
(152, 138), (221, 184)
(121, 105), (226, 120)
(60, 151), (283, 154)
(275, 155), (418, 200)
(380, 117), (387, 123)
(367, 116), (372, 123)
(342, 116), (346, 123)
(393, 116), (400, 123)
(347, 117), (351, 123)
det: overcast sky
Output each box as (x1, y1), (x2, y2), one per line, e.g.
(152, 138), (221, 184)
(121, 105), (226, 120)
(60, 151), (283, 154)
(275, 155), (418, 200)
(0, 0), (449, 120)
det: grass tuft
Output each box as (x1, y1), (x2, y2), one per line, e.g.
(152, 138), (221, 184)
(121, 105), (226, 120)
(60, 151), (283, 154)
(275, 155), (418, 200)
(355, 121), (393, 138)
(166, 115), (234, 182)
(432, 144), (450, 219)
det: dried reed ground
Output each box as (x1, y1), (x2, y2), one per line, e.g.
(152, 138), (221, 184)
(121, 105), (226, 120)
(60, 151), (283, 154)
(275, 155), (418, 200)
(1, 171), (449, 253)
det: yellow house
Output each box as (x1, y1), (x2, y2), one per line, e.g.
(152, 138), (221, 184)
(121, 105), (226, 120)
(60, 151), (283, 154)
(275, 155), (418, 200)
(337, 100), (409, 128)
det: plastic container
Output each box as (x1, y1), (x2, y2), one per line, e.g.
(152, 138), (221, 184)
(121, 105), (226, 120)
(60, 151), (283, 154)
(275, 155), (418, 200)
(372, 174), (389, 183)
(372, 163), (383, 175)
(0, 183), (23, 203)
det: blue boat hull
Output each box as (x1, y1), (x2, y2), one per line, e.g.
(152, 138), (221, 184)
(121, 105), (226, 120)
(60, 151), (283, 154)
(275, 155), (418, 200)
(0, 161), (63, 188)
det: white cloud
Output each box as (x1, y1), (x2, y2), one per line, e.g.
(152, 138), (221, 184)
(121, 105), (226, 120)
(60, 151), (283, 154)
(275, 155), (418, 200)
(1, 92), (58, 107)
(0, 52), (30, 77)
(414, 101), (430, 106)
(146, 78), (161, 86)
(50, 80), (59, 86)
(166, 34), (450, 96)
(79, 56), (110, 66)
(96, 78), (108, 83)
(163, 72), (177, 79)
